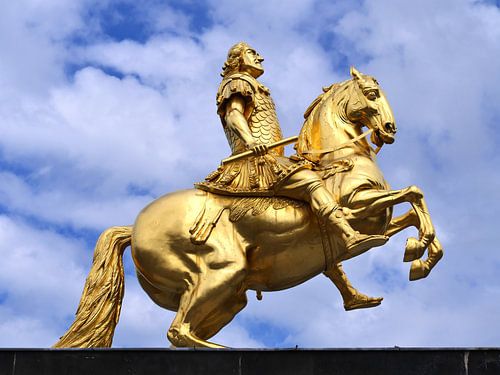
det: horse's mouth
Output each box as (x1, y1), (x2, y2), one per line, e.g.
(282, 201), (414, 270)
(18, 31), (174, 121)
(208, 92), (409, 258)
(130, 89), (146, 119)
(373, 129), (395, 146)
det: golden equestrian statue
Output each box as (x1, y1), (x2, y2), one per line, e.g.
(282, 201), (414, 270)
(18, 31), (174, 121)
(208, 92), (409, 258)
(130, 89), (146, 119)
(54, 42), (443, 349)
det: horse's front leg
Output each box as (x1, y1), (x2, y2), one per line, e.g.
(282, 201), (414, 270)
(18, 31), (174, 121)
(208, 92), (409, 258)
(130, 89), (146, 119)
(384, 209), (443, 278)
(385, 209), (418, 237)
(368, 207), (444, 281)
(409, 237), (444, 281)
(346, 186), (436, 263)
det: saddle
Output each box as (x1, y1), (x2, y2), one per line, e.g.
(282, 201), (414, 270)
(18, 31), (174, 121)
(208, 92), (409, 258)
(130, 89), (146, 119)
(189, 191), (304, 245)
(189, 189), (340, 273)
(190, 158), (354, 272)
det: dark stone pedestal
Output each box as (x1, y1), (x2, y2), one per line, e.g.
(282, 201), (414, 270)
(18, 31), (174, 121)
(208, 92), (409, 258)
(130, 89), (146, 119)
(1, 348), (499, 375)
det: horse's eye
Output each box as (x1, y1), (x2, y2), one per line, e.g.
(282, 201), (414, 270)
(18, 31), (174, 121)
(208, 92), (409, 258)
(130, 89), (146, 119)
(366, 91), (378, 100)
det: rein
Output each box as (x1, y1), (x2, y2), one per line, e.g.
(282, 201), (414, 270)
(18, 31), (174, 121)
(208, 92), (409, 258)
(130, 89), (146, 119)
(300, 128), (382, 156)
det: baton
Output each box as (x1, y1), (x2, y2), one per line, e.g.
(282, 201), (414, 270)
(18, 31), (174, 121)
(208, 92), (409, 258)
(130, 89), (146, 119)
(221, 136), (299, 165)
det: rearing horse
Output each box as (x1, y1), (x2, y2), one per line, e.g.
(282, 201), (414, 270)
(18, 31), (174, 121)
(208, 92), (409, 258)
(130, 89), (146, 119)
(54, 67), (442, 349)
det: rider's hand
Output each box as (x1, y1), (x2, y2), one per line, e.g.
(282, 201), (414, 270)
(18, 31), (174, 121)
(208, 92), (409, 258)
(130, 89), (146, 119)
(247, 141), (268, 157)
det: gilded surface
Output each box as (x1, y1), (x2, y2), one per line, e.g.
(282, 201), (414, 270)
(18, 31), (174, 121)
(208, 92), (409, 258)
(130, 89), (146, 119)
(54, 42), (443, 349)
(217, 73), (283, 156)
(198, 66), (307, 195)
(247, 89), (283, 154)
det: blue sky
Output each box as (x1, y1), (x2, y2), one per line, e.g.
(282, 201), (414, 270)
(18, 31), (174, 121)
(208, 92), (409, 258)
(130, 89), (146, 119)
(1, 0), (500, 348)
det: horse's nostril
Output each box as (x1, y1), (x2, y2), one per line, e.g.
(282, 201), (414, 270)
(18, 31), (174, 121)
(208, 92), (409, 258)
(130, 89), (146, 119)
(385, 123), (393, 132)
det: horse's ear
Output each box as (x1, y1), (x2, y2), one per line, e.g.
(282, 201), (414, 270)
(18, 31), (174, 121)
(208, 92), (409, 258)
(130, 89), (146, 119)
(350, 66), (363, 80)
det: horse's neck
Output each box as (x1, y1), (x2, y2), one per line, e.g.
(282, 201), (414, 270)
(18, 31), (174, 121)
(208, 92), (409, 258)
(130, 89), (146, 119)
(318, 114), (371, 165)
(298, 81), (373, 165)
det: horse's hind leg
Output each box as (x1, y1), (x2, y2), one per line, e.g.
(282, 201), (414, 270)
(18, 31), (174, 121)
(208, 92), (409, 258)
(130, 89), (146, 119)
(167, 258), (247, 348)
(192, 292), (248, 341)
(167, 291), (224, 348)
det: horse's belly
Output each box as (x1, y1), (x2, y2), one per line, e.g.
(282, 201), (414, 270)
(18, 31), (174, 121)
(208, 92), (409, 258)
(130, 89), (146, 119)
(132, 190), (327, 301)
(236, 205), (325, 291)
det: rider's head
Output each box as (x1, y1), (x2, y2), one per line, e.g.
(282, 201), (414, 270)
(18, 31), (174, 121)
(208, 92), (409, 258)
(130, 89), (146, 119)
(221, 42), (264, 78)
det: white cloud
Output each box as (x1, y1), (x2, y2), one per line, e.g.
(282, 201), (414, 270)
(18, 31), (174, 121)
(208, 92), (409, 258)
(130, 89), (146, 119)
(0, 215), (88, 346)
(0, 0), (105, 96)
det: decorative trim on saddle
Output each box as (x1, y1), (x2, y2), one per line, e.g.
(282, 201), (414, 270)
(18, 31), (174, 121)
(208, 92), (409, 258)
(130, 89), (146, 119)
(314, 159), (354, 179)
(190, 191), (339, 274)
(189, 191), (306, 245)
(196, 155), (312, 197)
(228, 196), (305, 222)
(289, 154), (354, 180)
(189, 193), (225, 245)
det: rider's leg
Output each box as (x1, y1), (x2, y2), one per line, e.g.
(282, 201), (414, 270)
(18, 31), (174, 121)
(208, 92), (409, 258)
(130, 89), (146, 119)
(275, 170), (387, 307)
(275, 169), (387, 257)
(324, 263), (383, 311)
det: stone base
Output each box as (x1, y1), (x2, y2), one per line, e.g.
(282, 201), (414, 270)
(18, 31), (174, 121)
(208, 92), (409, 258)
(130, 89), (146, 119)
(1, 348), (499, 375)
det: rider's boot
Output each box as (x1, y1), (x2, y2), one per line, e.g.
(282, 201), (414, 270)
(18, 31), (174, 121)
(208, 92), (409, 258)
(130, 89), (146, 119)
(318, 203), (388, 257)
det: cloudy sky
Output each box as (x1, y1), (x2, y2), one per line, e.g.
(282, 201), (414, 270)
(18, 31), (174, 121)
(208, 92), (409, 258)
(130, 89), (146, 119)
(1, 0), (499, 348)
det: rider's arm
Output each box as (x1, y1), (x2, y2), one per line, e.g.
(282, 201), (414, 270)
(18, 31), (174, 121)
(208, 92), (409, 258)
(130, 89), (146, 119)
(224, 95), (268, 156)
(224, 95), (257, 148)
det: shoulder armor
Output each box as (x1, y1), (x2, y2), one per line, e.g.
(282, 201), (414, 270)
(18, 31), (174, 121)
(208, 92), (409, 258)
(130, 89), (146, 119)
(216, 74), (256, 109)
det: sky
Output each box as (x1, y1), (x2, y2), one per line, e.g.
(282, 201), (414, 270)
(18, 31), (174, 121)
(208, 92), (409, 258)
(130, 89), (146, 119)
(0, 0), (499, 348)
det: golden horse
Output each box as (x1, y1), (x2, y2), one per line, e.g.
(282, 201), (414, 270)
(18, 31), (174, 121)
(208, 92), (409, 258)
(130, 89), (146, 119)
(54, 68), (442, 349)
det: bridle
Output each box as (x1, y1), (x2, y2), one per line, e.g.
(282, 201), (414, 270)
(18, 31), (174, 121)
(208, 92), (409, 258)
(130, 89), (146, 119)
(300, 128), (383, 156)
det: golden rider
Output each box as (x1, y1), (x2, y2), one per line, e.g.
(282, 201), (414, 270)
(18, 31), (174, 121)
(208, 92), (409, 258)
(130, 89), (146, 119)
(197, 42), (388, 256)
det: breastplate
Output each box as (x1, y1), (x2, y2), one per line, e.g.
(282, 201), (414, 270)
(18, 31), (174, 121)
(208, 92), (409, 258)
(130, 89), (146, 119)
(249, 92), (283, 155)
(225, 90), (284, 156)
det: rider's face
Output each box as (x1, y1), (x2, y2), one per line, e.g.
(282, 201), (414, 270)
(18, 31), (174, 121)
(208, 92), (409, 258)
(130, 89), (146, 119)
(241, 47), (264, 78)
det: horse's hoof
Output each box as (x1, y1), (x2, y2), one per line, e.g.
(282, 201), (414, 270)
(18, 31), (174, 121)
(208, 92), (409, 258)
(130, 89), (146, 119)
(168, 327), (226, 349)
(409, 259), (429, 281)
(404, 237), (425, 262)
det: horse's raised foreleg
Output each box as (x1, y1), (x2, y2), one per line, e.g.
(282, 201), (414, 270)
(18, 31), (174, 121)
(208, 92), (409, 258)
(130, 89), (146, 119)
(409, 237), (444, 281)
(385, 209), (418, 237)
(366, 201), (441, 282)
(324, 263), (383, 311)
(346, 186), (436, 263)
(372, 206), (444, 281)
(384, 209), (443, 278)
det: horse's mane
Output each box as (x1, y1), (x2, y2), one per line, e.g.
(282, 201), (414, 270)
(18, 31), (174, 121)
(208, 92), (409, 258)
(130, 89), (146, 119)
(298, 79), (352, 160)
(303, 80), (351, 120)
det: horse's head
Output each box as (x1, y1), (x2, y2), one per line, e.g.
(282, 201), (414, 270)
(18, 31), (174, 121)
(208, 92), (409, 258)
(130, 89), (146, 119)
(347, 67), (396, 146)
(297, 67), (397, 163)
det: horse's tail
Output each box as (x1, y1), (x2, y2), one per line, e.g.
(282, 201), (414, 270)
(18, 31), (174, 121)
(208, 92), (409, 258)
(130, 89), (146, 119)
(53, 225), (133, 348)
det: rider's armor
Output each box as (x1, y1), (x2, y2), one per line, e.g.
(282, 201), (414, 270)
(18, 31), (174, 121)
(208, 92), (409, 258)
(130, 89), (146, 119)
(196, 72), (310, 196)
